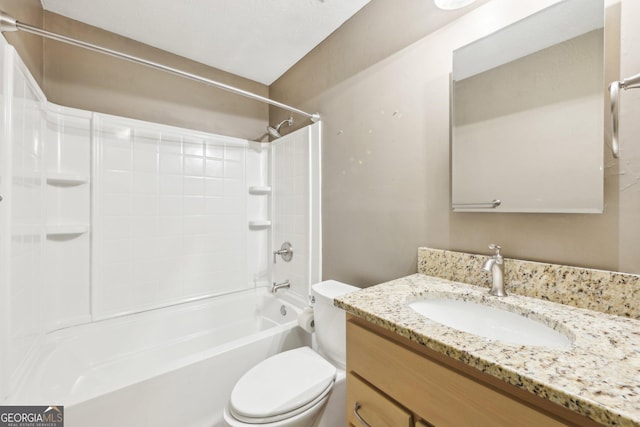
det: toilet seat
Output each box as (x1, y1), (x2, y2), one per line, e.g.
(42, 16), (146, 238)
(228, 347), (336, 424)
(230, 381), (332, 424)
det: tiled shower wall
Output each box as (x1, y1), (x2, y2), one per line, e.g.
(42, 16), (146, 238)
(92, 115), (265, 318)
(272, 123), (321, 300)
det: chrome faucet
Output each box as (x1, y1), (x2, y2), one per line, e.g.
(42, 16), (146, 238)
(271, 280), (290, 293)
(482, 244), (506, 297)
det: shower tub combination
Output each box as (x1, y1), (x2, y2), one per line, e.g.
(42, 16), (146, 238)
(10, 289), (309, 427)
(0, 19), (322, 427)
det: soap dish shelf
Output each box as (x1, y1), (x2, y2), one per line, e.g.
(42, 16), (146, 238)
(248, 220), (271, 229)
(47, 173), (89, 186)
(248, 186), (272, 195)
(46, 224), (90, 237)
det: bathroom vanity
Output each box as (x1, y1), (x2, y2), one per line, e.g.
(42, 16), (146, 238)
(337, 249), (640, 427)
(345, 316), (598, 427)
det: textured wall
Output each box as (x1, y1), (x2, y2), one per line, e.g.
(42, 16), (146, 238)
(618, 0), (640, 273)
(5, 0), (636, 288)
(1, 5), (269, 139)
(42, 12), (269, 139)
(271, 0), (634, 287)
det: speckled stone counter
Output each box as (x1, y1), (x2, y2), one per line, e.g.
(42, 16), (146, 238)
(335, 274), (640, 426)
(418, 247), (640, 319)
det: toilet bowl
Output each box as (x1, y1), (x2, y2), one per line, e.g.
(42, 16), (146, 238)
(223, 280), (359, 427)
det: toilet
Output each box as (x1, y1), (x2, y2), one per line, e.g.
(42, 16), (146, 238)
(223, 280), (359, 427)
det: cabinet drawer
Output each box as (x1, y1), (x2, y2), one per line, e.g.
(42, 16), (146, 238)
(347, 372), (412, 427)
(347, 320), (569, 427)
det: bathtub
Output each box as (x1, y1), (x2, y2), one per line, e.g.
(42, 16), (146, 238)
(9, 288), (310, 427)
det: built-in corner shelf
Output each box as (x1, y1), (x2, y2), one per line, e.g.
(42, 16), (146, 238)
(248, 220), (271, 229)
(46, 224), (90, 237)
(46, 172), (89, 186)
(248, 186), (272, 195)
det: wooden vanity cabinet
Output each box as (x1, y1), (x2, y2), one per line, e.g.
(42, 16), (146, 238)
(345, 315), (602, 427)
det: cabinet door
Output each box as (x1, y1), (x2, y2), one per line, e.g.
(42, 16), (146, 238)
(347, 373), (412, 427)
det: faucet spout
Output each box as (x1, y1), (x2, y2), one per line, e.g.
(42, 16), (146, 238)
(271, 280), (290, 293)
(482, 258), (496, 272)
(483, 244), (506, 297)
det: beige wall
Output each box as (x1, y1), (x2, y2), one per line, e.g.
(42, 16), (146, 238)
(41, 12), (269, 139)
(272, 0), (635, 287)
(618, 0), (640, 273)
(0, 0), (43, 85)
(4, 0), (636, 286)
(1, 6), (269, 139)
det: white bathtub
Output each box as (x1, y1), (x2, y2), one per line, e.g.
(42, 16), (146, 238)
(10, 288), (310, 427)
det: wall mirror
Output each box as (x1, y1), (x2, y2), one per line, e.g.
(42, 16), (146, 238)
(451, 0), (604, 213)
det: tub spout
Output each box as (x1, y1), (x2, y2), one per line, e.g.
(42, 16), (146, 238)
(271, 280), (290, 293)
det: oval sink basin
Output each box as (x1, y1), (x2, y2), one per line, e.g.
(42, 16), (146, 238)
(408, 298), (572, 347)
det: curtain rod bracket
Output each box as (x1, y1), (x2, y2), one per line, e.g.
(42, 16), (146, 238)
(0, 12), (17, 32)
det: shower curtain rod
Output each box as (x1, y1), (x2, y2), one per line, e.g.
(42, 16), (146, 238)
(0, 12), (320, 123)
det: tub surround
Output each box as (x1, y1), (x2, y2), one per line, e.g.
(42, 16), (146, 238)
(0, 38), (322, 427)
(335, 248), (640, 427)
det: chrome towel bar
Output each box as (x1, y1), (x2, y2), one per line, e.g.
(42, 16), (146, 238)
(452, 199), (501, 210)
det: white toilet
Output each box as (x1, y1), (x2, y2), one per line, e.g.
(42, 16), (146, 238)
(223, 280), (359, 427)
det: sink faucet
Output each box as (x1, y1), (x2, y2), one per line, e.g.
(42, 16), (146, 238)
(482, 244), (506, 297)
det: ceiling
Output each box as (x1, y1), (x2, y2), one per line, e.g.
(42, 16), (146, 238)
(40, 0), (494, 86)
(40, 0), (372, 85)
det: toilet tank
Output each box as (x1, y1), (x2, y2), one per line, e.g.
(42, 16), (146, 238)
(311, 280), (359, 370)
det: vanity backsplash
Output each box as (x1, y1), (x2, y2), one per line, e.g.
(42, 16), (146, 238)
(418, 248), (640, 319)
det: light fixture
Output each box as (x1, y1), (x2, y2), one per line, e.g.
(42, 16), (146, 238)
(434, 0), (476, 10)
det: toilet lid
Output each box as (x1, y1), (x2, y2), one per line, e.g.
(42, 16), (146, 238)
(229, 347), (336, 422)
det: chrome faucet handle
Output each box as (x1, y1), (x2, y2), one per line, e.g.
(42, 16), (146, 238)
(488, 243), (502, 256)
(273, 241), (293, 264)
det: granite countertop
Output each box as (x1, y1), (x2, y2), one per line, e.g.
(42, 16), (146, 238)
(335, 273), (640, 427)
